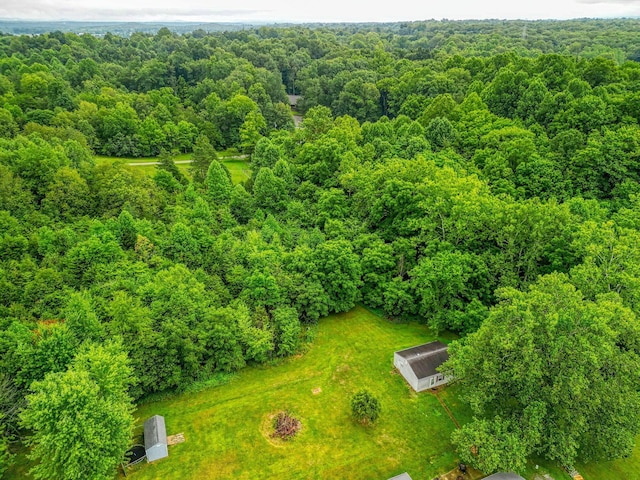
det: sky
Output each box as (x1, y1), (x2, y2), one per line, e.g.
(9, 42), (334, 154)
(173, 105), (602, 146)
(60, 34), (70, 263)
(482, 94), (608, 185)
(0, 0), (639, 23)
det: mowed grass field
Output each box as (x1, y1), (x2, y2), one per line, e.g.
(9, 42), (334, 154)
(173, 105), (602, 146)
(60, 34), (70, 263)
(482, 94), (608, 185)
(127, 306), (466, 480)
(94, 152), (251, 184)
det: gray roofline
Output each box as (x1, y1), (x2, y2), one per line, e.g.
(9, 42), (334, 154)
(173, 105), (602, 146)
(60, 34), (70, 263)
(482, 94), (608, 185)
(394, 341), (448, 359)
(144, 415), (167, 450)
(483, 473), (526, 480)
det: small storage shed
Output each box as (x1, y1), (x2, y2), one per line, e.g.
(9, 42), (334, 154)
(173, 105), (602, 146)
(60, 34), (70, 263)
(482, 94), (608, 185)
(287, 94), (302, 109)
(394, 341), (450, 392)
(144, 415), (168, 462)
(388, 473), (412, 480)
(483, 474), (525, 480)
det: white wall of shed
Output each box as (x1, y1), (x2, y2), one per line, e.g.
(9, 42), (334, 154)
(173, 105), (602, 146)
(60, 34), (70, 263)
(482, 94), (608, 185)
(394, 353), (419, 391)
(146, 443), (168, 462)
(416, 374), (451, 392)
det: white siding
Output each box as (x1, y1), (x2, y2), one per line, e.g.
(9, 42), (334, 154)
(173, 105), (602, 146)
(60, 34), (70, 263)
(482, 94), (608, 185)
(146, 443), (168, 462)
(416, 373), (450, 392)
(394, 353), (419, 391)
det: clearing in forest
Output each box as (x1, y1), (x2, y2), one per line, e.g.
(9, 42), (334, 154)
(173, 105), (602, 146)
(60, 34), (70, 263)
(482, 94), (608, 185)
(127, 306), (467, 479)
(94, 152), (251, 184)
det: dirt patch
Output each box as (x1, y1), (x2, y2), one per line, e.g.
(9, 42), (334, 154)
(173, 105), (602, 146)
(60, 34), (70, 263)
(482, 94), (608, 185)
(167, 433), (185, 445)
(312, 387), (322, 395)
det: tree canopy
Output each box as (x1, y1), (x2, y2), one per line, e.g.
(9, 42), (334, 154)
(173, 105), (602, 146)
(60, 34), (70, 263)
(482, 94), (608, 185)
(443, 274), (640, 472)
(2, 18), (640, 477)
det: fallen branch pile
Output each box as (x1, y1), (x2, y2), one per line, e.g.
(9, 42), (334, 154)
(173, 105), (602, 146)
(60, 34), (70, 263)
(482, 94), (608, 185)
(271, 411), (301, 440)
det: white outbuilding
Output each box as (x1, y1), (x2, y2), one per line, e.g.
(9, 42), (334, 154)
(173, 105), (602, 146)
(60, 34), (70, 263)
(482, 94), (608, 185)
(388, 473), (413, 480)
(393, 341), (451, 392)
(144, 415), (168, 462)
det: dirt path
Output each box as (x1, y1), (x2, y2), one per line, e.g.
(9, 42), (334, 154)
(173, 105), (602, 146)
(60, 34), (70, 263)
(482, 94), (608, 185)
(433, 389), (461, 429)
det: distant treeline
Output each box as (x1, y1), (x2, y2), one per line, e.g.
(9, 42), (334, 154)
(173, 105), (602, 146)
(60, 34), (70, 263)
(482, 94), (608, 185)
(0, 21), (254, 36)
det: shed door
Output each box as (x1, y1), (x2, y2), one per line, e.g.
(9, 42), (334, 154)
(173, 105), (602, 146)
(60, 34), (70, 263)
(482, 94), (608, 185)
(429, 376), (435, 387)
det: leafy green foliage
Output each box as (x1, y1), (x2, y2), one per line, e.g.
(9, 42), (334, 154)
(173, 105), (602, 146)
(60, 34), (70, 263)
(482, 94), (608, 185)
(158, 150), (187, 185)
(205, 159), (232, 204)
(350, 389), (381, 424)
(20, 342), (135, 480)
(190, 135), (217, 184)
(272, 307), (301, 356)
(0, 414), (13, 477)
(4, 19), (640, 477)
(444, 273), (640, 471)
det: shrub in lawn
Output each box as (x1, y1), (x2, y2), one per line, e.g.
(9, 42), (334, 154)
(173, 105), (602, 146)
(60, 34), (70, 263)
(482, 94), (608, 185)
(351, 389), (380, 425)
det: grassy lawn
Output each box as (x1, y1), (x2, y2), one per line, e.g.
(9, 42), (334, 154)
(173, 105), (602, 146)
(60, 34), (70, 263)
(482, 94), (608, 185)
(222, 158), (251, 184)
(126, 306), (467, 480)
(576, 443), (640, 480)
(95, 153), (193, 165)
(94, 152), (250, 184)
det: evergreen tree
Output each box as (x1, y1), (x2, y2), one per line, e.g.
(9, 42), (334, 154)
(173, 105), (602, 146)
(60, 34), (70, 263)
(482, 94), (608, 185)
(351, 390), (381, 424)
(115, 209), (137, 250)
(158, 150), (187, 185)
(205, 159), (233, 204)
(190, 135), (217, 184)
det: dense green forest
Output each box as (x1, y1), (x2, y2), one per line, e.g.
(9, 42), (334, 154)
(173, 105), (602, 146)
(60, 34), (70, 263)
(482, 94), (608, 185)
(2, 18), (640, 479)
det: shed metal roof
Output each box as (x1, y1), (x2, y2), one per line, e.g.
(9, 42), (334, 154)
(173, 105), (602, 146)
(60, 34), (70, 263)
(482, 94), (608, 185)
(483, 473), (525, 480)
(388, 473), (412, 480)
(287, 94), (302, 105)
(144, 415), (167, 449)
(395, 341), (448, 379)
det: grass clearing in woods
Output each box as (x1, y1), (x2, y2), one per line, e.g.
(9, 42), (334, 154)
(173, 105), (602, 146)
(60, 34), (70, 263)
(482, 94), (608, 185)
(95, 153), (193, 165)
(221, 158), (251, 184)
(94, 151), (251, 184)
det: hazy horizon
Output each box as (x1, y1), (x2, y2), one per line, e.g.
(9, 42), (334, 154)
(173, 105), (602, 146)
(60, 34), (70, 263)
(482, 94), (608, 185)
(1, 0), (639, 24)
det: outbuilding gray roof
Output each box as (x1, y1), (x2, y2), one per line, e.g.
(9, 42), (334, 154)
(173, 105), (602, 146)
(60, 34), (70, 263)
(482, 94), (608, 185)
(388, 473), (412, 480)
(483, 473), (525, 480)
(287, 94), (302, 106)
(395, 341), (448, 379)
(144, 415), (167, 449)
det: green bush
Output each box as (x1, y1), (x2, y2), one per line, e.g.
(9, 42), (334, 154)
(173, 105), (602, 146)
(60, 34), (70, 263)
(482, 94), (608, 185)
(350, 389), (381, 424)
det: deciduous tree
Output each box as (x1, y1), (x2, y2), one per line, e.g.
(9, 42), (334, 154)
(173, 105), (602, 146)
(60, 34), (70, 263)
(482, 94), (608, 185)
(21, 342), (135, 480)
(443, 273), (640, 472)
